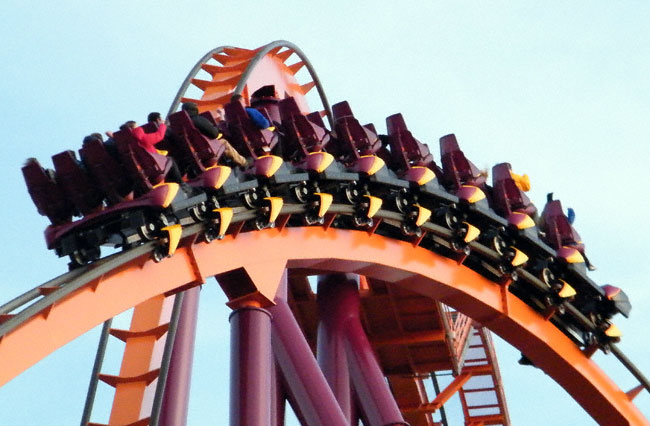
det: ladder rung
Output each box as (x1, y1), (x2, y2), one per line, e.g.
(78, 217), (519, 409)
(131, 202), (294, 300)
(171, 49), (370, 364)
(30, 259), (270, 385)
(88, 417), (150, 426)
(109, 324), (169, 342)
(98, 369), (160, 387)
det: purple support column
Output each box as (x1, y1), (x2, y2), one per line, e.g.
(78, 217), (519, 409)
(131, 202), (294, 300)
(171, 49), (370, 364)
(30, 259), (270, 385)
(271, 359), (285, 426)
(317, 277), (353, 421)
(269, 273), (348, 426)
(159, 286), (200, 426)
(318, 274), (408, 426)
(230, 305), (272, 426)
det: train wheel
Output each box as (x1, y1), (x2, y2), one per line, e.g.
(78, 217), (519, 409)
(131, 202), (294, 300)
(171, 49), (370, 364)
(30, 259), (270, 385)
(293, 182), (310, 203)
(189, 202), (208, 223)
(137, 222), (157, 241)
(344, 182), (361, 204)
(152, 245), (167, 263)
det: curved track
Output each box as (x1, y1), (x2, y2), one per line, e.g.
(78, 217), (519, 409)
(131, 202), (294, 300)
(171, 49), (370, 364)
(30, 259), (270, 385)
(4, 41), (649, 425)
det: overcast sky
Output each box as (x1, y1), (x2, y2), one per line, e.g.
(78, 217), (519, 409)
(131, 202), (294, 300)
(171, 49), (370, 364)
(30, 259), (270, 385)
(0, 1), (649, 424)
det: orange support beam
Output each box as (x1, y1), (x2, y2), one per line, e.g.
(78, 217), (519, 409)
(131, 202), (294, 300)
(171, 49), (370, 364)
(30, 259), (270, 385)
(108, 295), (174, 425)
(0, 229), (646, 425)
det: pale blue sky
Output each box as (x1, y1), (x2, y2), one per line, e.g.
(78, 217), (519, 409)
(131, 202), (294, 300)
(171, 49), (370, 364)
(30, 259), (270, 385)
(0, 2), (649, 424)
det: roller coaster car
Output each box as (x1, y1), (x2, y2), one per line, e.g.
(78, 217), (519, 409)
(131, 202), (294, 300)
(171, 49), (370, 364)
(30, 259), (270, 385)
(166, 111), (238, 192)
(539, 196), (586, 261)
(329, 101), (386, 176)
(491, 162), (537, 220)
(537, 196), (631, 321)
(278, 97), (334, 173)
(52, 150), (105, 216)
(385, 113), (440, 186)
(439, 134), (488, 203)
(224, 100), (285, 179)
(22, 158), (74, 225)
(32, 128), (202, 267)
(43, 178), (183, 263)
(79, 139), (133, 205)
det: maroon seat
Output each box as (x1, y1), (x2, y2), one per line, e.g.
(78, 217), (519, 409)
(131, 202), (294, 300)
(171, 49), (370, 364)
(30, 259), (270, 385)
(540, 198), (584, 252)
(199, 111), (230, 139)
(79, 139), (133, 205)
(224, 100), (278, 159)
(251, 84), (281, 124)
(306, 111), (327, 128)
(52, 150), (104, 216)
(168, 111), (226, 170)
(22, 158), (74, 224)
(330, 101), (381, 165)
(199, 110), (219, 126)
(439, 134), (486, 191)
(113, 128), (171, 195)
(491, 163), (537, 218)
(279, 97), (330, 162)
(166, 113), (205, 177)
(385, 113), (435, 173)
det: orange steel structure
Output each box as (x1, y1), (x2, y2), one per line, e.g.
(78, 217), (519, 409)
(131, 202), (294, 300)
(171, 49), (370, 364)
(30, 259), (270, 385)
(0, 229), (647, 424)
(3, 41), (649, 425)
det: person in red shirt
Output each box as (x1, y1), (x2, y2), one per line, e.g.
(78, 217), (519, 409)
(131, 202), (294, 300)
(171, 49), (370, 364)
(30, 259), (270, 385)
(133, 113), (167, 154)
(123, 114), (186, 186)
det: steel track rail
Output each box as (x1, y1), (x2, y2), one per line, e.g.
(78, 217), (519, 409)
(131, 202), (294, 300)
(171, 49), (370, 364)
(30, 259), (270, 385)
(0, 243), (153, 338)
(150, 291), (185, 426)
(80, 319), (112, 426)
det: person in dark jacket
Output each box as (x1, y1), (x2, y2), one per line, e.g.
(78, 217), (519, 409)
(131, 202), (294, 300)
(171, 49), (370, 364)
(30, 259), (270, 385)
(181, 102), (248, 167)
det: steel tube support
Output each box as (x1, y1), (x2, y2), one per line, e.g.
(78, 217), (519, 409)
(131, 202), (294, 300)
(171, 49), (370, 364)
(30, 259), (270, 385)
(229, 305), (273, 426)
(271, 360), (286, 426)
(159, 286), (201, 426)
(317, 274), (408, 426)
(269, 273), (348, 426)
(317, 277), (353, 422)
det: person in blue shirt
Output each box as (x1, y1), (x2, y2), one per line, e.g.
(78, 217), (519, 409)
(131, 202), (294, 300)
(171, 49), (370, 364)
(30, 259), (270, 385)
(231, 94), (273, 130)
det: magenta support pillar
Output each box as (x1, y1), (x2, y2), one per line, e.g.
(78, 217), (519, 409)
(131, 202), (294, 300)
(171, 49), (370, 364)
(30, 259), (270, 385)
(229, 305), (272, 426)
(271, 359), (286, 426)
(317, 278), (353, 421)
(159, 286), (200, 426)
(269, 273), (348, 426)
(317, 274), (408, 426)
